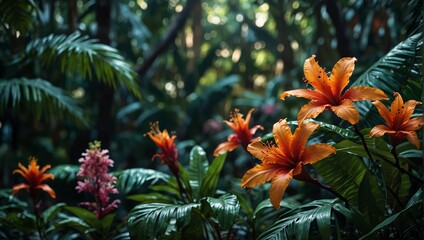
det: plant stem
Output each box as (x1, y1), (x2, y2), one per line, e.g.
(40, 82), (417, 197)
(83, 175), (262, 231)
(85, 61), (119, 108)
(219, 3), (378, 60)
(32, 198), (45, 240)
(353, 124), (376, 164)
(390, 146), (423, 183)
(295, 168), (349, 208)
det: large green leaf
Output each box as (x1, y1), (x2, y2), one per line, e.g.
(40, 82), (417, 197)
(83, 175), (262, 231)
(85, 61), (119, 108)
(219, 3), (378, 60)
(206, 194), (240, 230)
(188, 146), (209, 201)
(181, 207), (218, 239)
(114, 168), (170, 195)
(48, 164), (80, 182)
(64, 206), (116, 236)
(128, 203), (199, 239)
(353, 33), (423, 127)
(20, 32), (140, 97)
(199, 153), (226, 198)
(0, 78), (86, 125)
(257, 199), (349, 240)
(360, 201), (422, 240)
(313, 140), (385, 225)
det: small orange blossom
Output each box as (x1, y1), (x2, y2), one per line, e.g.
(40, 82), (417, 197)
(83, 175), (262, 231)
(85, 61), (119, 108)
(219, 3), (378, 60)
(214, 108), (263, 156)
(147, 122), (179, 176)
(242, 119), (336, 209)
(280, 55), (388, 124)
(370, 92), (424, 148)
(12, 157), (56, 199)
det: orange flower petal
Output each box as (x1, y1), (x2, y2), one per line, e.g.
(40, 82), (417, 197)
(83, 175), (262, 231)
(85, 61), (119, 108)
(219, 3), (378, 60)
(402, 117), (424, 131)
(397, 131), (420, 149)
(372, 100), (392, 127)
(331, 99), (360, 124)
(247, 141), (285, 164)
(250, 125), (264, 135)
(401, 99), (422, 121)
(297, 101), (328, 123)
(342, 86), (388, 102)
(370, 125), (395, 137)
(241, 164), (280, 188)
(329, 57), (356, 96)
(301, 143), (336, 165)
(39, 164), (52, 174)
(13, 169), (30, 181)
(12, 183), (29, 195)
(39, 173), (55, 182)
(391, 92), (404, 115)
(37, 184), (56, 199)
(291, 121), (320, 158)
(213, 141), (240, 156)
(272, 119), (292, 157)
(303, 55), (333, 96)
(280, 89), (326, 102)
(269, 170), (293, 209)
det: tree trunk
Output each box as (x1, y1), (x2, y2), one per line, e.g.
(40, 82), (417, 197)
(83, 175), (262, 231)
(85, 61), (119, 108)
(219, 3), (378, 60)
(95, 0), (114, 149)
(324, 0), (352, 57)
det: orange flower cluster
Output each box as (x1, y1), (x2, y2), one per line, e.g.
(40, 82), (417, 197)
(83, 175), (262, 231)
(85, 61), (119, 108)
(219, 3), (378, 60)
(213, 108), (263, 156)
(212, 55), (423, 209)
(12, 157), (55, 200)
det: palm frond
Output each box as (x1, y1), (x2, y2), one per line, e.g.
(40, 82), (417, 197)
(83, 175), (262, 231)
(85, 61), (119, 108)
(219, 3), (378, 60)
(353, 33), (423, 127)
(0, 78), (86, 125)
(128, 202), (199, 239)
(21, 32), (140, 97)
(257, 199), (351, 240)
(0, 0), (37, 36)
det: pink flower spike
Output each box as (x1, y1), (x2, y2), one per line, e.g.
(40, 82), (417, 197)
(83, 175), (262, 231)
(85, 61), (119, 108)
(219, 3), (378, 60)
(75, 141), (120, 219)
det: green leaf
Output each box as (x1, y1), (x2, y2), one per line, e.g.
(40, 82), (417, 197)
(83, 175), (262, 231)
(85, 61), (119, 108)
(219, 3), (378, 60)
(0, 78), (86, 126)
(199, 153), (226, 198)
(42, 202), (66, 223)
(49, 216), (91, 234)
(313, 140), (385, 224)
(206, 194), (240, 230)
(64, 206), (100, 230)
(309, 120), (358, 141)
(181, 207), (218, 239)
(189, 146), (209, 201)
(127, 193), (173, 203)
(48, 164), (80, 182)
(114, 168), (170, 195)
(253, 198), (299, 217)
(360, 201), (422, 240)
(257, 199), (347, 240)
(20, 32), (141, 97)
(128, 203), (199, 239)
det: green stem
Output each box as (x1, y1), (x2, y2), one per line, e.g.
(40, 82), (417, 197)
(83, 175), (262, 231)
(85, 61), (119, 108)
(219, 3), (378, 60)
(353, 124), (377, 165)
(32, 198), (45, 240)
(390, 146), (423, 183)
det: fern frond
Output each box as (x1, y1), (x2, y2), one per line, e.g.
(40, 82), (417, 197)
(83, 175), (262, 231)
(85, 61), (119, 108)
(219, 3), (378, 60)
(21, 32), (141, 97)
(0, 78), (87, 126)
(0, 0), (37, 36)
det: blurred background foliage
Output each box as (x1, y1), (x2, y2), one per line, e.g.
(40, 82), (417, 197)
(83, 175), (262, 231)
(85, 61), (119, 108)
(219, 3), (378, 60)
(0, 0), (422, 208)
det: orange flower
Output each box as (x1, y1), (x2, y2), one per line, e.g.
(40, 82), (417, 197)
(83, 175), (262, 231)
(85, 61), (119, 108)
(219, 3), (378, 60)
(12, 157), (56, 199)
(370, 92), (424, 148)
(280, 55), (388, 124)
(214, 108), (263, 156)
(147, 122), (179, 176)
(241, 119), (336, 209)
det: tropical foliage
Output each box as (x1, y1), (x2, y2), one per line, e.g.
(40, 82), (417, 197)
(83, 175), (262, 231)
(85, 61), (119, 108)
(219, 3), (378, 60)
(0, 0), (422, 239)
